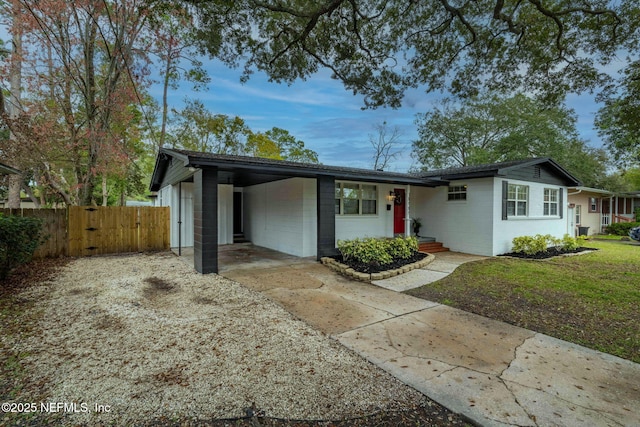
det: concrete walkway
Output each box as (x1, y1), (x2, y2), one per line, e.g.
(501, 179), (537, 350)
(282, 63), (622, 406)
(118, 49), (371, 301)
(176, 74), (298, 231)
(222, 249), (640, 427)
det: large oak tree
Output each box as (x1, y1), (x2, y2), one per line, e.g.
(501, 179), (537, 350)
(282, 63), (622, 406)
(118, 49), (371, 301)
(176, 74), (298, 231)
(412, 94), (608, 187)
(188, 0), (634, 108)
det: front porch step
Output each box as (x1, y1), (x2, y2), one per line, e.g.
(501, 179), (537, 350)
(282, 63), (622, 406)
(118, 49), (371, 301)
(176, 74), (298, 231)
(419, 241), (449, 253)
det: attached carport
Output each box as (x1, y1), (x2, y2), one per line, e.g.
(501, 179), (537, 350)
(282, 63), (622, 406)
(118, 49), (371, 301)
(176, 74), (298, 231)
(150, 148), (440, 274)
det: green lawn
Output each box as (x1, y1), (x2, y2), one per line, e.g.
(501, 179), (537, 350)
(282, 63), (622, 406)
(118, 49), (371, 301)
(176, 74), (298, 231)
(406, 240), (640, 363)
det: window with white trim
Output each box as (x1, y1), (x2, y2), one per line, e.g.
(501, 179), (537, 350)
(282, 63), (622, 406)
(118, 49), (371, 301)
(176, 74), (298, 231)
(543, 188), (559, 216)
(575, 205), (582, 225)
(507, 184), (528, 217)
(335, 182), (377, 215)
(589, 197), (598, 213)
(448, 185), (467, 201)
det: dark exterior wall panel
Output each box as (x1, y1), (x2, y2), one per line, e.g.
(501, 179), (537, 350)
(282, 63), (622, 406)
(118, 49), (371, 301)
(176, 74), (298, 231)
(504, 165), (566, 186)
(193, 168), (218, 274)
(317, 176), (337, 259)
(158, 158), (194, 189)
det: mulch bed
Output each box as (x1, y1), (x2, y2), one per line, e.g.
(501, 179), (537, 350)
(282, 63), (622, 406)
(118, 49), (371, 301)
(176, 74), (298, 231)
(499, 247), (597, 260)
(329, 252), (428, 274)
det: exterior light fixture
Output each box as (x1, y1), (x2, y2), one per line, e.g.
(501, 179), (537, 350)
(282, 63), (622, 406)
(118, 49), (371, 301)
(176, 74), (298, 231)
(387, 191), (396, 210)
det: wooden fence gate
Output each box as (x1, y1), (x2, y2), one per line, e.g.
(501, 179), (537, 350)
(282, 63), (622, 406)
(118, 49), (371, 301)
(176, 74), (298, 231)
(2, 206), (169, 258)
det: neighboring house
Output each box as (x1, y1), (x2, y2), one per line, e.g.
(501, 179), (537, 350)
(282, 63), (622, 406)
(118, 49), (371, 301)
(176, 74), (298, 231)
(150, 149), (581, 274)
(0, 198), (67, 208)
(567, 187), (640, 235)
(0, 161), (20, 175)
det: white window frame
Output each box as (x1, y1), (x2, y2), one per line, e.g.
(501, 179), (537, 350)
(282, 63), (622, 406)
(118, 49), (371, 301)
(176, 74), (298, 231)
(335, 182), (378, 216)
(575, 205), (582, 225)
(507, 184), (529, 217)
(543, 188), (559, 216)
(447, 185), (467, 201)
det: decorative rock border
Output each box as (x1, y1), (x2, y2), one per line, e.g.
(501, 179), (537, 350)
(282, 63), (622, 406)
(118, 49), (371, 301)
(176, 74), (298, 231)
(320, 252), (436, 283)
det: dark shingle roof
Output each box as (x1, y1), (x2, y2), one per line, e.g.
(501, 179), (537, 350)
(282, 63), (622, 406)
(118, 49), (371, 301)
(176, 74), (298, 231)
(416, 158), (580, 185)
(151, 150), (581, 191)
(163, 148), (444, 185)
(0, 162), (20, 175)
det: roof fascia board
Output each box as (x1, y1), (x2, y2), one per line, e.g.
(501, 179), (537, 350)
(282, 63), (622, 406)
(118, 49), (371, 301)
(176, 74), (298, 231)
(187, 157), (437, 186)
(572, 186), (615, 195)
(0, 163), (20, 175)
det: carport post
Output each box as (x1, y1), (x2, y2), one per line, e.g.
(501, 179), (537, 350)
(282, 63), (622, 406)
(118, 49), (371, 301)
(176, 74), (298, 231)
(317, 175), (337, 259)
(193, 167), (218, 274)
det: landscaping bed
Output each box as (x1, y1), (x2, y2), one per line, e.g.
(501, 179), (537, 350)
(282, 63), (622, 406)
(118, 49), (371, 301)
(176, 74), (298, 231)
(499, 246), (597, 259)
(330, 251), (429, 274)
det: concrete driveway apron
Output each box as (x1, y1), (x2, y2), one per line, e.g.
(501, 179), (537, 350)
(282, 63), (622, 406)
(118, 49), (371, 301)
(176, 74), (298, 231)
(223, 254), (640, 427)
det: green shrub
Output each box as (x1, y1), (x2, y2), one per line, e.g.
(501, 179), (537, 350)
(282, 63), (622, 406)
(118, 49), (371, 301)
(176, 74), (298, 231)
(560, 234), (587, 251)
(0, 213), (46, 280)
(512, 233), (586, 255)
(605, 222), (640, 236)
(337, 236), (418, 267)
(387, 236), (418, 259)
(512, 234), (553, 255)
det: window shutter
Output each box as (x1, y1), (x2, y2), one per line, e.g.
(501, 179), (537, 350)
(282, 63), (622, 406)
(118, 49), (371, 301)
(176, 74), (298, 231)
(502, 181), (508, 220)
(559, 188), (564, 219)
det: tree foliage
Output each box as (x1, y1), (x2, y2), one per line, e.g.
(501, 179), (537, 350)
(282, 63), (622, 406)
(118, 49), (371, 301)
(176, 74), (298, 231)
(595, 60), (640, 167)
(171, 101), (319, 163)
(146, 2), (210, 149)
(0, 0), (155, 206)
(412, 94), (608, 187)
(188, 0), (631, 108)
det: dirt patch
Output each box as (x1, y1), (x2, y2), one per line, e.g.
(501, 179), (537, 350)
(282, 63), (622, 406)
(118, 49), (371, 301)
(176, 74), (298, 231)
(143, 276), (179, 299)
(1, 252), (468, 426)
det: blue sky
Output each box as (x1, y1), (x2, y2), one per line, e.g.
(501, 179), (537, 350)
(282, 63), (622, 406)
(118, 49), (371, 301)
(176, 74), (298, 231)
(158, 58), (609, 173)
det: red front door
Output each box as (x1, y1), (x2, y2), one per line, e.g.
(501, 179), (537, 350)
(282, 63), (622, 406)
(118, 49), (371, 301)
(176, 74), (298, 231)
(393, 188), (405, 235)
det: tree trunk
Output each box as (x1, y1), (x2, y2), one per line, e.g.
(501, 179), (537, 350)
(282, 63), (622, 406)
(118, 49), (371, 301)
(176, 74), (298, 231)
(79, 14), (99, 206)
(7, 1), (23, 209)
(160, 50), (172, 149)
(102, 175), (108, 206)
(22, 182), (41, 208)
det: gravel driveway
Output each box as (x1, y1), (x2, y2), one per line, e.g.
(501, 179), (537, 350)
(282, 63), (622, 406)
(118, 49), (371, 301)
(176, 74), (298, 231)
(8, 252), (425, 425)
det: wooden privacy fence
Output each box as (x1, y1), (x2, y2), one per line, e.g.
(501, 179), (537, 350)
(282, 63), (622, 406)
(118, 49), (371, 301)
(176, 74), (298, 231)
(1, 206), (170, 258)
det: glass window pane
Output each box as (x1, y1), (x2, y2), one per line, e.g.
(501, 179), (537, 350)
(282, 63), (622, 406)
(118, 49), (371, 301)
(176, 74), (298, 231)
(343, 184), (359, 200)
(362, 200), (376, 215)
(507, 201), (516, 216)
(335, 199), (340, 215)
(517, 201), (527, 216)
(335, 184), (342, 198)
(343, 199), (359, 214)
(361, 185), (376, 200)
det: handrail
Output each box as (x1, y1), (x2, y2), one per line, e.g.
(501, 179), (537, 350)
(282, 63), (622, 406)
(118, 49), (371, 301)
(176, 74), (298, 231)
(613, 215), (633, 223)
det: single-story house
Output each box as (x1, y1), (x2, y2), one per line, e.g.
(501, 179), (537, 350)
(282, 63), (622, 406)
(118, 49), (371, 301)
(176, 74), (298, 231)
(150, 149), (581, 274)
(0, 161), (20, 175)
(567, 187), (640, 235)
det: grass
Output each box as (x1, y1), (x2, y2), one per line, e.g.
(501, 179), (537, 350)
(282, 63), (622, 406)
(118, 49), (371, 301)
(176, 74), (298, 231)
(590, 234), (634, 241)
(406, 240), (640, 363)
